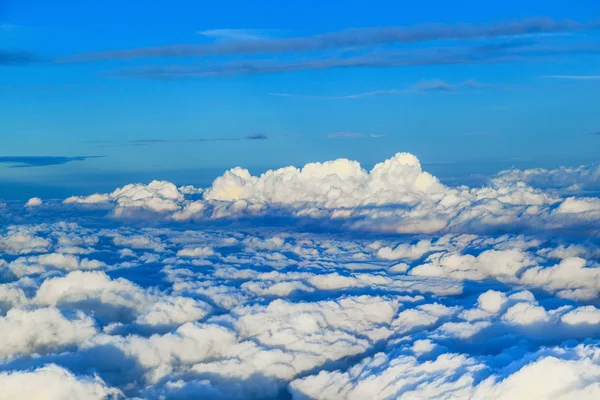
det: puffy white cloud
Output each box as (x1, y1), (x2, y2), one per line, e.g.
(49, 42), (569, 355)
(502, 302), (550, 325)
(0, 307), (97, 358)
(3, 163), (600, 399)
(520, 257), (600, 294)
(134, 296), (212, 326)
(25, 197), (42, 207)
(474, 347), (600, 399)
(34, 271), (156, 322)
(112, 233), (166, 252)
(561, 306), (600, 325)
(5, 253), (104, 278)
(0, 282), (27, 314)
(64, 193), (110, 204)
(171, 201), (206, 221)
(205, 152), (447, 208)
(291, 344), (600, 400)
(56, 153), (600, 237)
(65, 180), (186, 216)
(410, 248), (535, 281)
(493, 164), (600, 192)
(376, 239), (436, 260)
(556, 197), (600, 214)
(176, 246), (215, 257)
(0, 229), (51, 255)
(0, 365), (121, 400)
(290, 352), (482, 400)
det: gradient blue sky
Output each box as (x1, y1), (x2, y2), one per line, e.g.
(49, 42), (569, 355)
(1, 0), (599, 196)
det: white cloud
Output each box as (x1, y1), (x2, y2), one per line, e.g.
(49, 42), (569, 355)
(176, 246), (215, 257)
(0, 307), (97, 358)
(34, 271), (156, 323)
(3, 158), (600, 399)
(5, 253), (104, 278)
(57, 153), (600, 238)
(25, 197), (42, 207)
(291, 344), (600, 400)
(0, 229), (51, 255)
(0, 365), (121, 400)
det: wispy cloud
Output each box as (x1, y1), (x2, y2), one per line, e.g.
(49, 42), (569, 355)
(60, 18), (599, 62)
(463, 131), (501, 136)
(409, 79), (502, 92)
(246, 132), (269, 140)
(544, 75), (600, 80)
(108, 40), (600, 79)
(0, 156), (103, 168)
(198, 29), (271, 41)
(582, 131), (600, 136)
(104, 132), (270, 147)
(270, 79), (503, 99)
(0, 24), (19, 32)
(270, 89), (404, 100)
(324, 132), (386, 139)
(0, 49), (42, 66)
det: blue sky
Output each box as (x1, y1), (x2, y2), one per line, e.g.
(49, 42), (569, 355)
(1, 0), (599, 195)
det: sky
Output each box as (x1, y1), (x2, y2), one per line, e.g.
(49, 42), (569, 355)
(2, 4), (600, 398)
(1, 0), (599, 198)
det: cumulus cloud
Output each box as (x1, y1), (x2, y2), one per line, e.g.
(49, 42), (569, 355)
(65, 180), (184, 216)
(0, 365), (121, 400)
(25, 197), (42, 207)
(0, 307), (97, 358)
(3, 151), (600, 398)
(57, 152), (600, 238)
(0, 229), (51, 255)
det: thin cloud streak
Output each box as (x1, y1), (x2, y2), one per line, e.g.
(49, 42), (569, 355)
(324, 133), (386, 138)
(0, 156), (103, 168)
(270, 80), (501, 99)
(110, 42), (600, 79)
(59, 18), (600, 62)
(0, 49), (42, 66)
(544, 75), (600, 80)
(127, 133), (270, 146)
(198, 29), (271, 41)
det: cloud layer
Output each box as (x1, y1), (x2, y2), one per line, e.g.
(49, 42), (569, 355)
(62, 152), (600, 237)
(1, 152), (600, 399)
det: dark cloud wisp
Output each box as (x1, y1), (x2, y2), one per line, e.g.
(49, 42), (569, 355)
(128, 133), (270, 145)
(0, 49), (42, 66)
(0, 156), (103, 168)
(60, 18), (600, 62)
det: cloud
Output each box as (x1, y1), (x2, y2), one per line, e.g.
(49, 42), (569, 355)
(25, 197), (42, 207)
(0, 208), (600, 397)
(492, 164), (600, 192)
(127, 133), (270, 145)
(0, 307), (97, 358)
(271, 80), (500, 100)
(61, 18), (599, 62)
(290, 343), (600, 399)
(544, 75), (600, 80)
(245, 132), (269, 140)
(59, 152), (600, 238)
(324, 132), (368, 138)
(0, 365), (121, 400)
(107, 40), (600, 78)
(270, 89), (404, 100)
(198, 29), (271, 41)
(0, 49), (41, 66)
(5, 151), (600, 397)
(0, 156), (102, 168)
